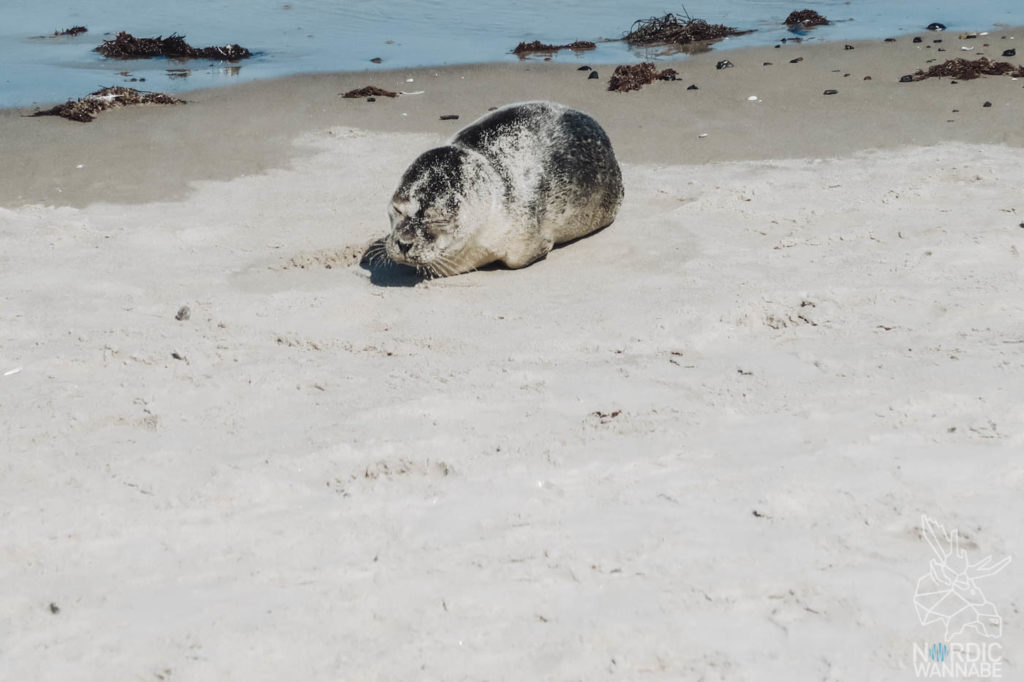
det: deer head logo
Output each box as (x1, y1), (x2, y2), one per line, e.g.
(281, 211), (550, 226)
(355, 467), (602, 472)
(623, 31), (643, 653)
(913, 515), (1012, 640)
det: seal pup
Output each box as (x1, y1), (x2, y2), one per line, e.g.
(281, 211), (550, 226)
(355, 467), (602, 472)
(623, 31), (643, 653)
(381, 101), (623, 276)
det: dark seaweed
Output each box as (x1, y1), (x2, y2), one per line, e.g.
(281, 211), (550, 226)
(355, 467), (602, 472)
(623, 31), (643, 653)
(783, 10), (829, 27)
(33, 86), (184, 122)
(910, 57), (1024, 81)
(96, 32), (250, 60)
(512, 40), (596, 56)
(54, 26), (88, 37)
(341, 86), (399, 98)
(625, 13), (750, 46)
(608, 62), (679, 92)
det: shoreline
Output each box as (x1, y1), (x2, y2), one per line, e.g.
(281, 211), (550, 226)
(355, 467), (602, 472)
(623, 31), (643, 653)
(1, 27), (1022, 208)
(5, 10), (1021, 110)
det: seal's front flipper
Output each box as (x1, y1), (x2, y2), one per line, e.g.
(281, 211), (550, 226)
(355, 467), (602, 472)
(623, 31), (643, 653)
(501, 235), (553, 269)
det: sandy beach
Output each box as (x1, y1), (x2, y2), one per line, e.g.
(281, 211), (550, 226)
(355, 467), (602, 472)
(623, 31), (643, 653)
(2, 29), (1023, 680)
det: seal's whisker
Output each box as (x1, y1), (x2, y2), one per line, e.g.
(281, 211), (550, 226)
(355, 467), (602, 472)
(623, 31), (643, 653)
(433, 254), (458, 278)
(363, 241), (393, 269)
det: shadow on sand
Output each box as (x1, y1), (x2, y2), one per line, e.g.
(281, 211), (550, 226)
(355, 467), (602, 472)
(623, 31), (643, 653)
(359, 237), (425, 287)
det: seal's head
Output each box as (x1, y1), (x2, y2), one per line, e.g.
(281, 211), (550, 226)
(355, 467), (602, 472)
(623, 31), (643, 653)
(385, 146), (495, 276)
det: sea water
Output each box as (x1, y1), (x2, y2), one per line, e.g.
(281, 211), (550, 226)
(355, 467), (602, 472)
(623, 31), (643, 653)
(1, 0), (1021, 108)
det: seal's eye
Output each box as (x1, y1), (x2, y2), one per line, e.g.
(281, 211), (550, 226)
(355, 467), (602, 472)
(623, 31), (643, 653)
(392, 202), (416, 220)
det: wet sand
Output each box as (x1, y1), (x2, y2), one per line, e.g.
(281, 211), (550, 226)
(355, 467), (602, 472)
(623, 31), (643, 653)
(1, 29), (1022, 207)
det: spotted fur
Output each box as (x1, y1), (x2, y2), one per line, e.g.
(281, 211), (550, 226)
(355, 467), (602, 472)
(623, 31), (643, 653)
(384, 101), (624, 276)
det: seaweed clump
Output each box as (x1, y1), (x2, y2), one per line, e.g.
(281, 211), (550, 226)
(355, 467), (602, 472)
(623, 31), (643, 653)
(783, 10), (829, 27)
(625, 13), (749, 46)
(96, 32), (250, 60)
(512, 40), (596, 56)
(341, 86), (399, 98)
(55, 26), (88, 36)
(32, 86), (184, 122)
(910, 57), (1024, 80)
(608, 63), (678, 92)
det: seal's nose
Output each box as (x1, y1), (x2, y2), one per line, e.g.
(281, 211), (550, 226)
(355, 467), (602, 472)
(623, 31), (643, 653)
(395, 237), (413, 255)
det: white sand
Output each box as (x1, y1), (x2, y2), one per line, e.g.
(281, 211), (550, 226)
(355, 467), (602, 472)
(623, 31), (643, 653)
(2, 124), (1021, 679)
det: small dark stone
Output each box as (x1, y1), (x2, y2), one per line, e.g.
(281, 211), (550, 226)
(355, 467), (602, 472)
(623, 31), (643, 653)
(577, 65), (591, 71)
(843, 73), (850, 77)
(1019, 222), (1024, 229)
(1003, 48), (1016, 57)
(844, 44), (855, 50)
(174, 305), (191, 321)
(171, 351), (186, 361)
(370, 57), (382, 63)
(927, 23), (946, 31)
(774, 44), (781, 49)
(440, 114), (459, 120)
(789, 57), (803, 64)
(762, 62), (773, 66)
(49, 603), (60, 614)
(823, 89), (838, 95)
(588, 71), (599, 79)
(983, 101), (992, 107)
(951, 80), (957, 84)
(366, 97), (376, 102)
(934, 39), (943, 43)
(952, 109), (959, 113)
(899, 74), (914, 82)
(716, 60), (734, 70)
(863, 76), (872, 80)
(885, 38), (896, 43)
(687, 84), (698, 90)
(913, 37), (923, 43)
(937, 48), (946, 52)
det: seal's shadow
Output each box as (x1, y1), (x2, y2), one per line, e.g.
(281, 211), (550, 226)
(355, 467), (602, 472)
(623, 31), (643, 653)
(359, 238), (424, 287)
(552, 222), (612, 251)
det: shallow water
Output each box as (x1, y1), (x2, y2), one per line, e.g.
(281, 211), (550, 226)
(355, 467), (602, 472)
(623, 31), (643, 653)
(1, 0), (1021, 107)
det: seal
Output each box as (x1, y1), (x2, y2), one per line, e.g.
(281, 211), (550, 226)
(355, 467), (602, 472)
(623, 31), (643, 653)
(381, 101), (624, 276)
